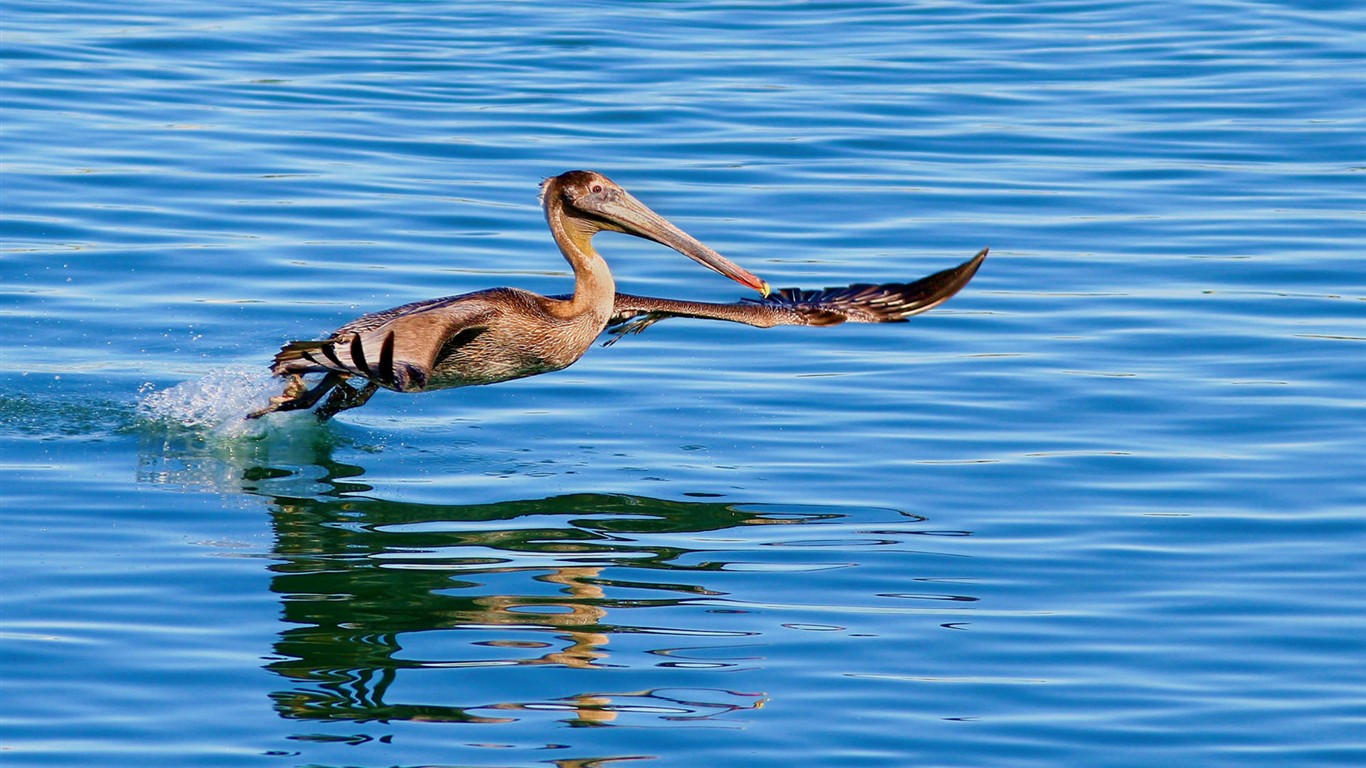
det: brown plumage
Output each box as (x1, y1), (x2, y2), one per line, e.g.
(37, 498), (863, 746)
(248, 170), (770, 421)
(248, 172), (988, 423)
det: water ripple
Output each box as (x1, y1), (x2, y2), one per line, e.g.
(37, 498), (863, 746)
(3, 1), (1364, 766)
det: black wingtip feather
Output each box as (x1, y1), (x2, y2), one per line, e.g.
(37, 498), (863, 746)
(377, 332), (396, 388)
(320, 341), (345, 369)
(349, 334), (374, 378)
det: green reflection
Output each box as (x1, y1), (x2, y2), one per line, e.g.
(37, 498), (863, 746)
(241, 450), (782, 725)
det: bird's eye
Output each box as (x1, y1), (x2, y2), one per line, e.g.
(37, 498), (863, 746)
(591, 184), (604, 194)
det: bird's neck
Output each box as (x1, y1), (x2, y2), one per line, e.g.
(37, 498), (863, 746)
(545, 201), (615, 321)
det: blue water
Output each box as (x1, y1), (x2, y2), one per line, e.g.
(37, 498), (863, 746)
(3, 1), (1364, 766)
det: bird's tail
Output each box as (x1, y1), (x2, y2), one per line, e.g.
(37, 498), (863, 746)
(270, 339), (347, 377)
(269, 332), (425, 392)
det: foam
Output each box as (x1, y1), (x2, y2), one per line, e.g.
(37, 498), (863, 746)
(137, 366), (284, 438)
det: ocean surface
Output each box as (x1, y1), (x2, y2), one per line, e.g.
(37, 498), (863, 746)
(2, 1), (1363, 766)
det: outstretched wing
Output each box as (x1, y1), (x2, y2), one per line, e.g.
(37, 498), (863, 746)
(606, 247), (986, 344)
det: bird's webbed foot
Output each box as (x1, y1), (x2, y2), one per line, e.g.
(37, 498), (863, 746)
(313, 379), (379, 422)
(246, 373), (343, 419)
(603, 312), (668, 347)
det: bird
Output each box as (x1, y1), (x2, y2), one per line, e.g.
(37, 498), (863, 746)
(248, 170), (771, 421)
(249, 171), (988, 423)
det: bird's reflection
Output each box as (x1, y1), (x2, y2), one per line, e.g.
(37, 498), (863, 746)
(136, 426), (961, 732)
(156, 436), (778, 726)
(261, 483), (777, 724)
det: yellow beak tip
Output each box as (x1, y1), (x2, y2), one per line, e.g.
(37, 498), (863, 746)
(759, 281), (772, 298)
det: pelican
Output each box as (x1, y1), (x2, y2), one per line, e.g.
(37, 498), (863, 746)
(249, 171), (987, 422)
(248, 170), (770, 421)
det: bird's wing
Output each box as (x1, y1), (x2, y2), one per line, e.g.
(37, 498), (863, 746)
(331, 290), (493, 336)
(271, 290), (508, 390)
(605, 247), (986, 344)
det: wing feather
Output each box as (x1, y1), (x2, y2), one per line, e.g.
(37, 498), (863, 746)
(269, 289), (509, 391)
(606, 248), (986, 343)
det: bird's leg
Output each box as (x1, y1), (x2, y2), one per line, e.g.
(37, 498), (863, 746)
(246, 372), (344, 419)
(313, 379), (379, 423)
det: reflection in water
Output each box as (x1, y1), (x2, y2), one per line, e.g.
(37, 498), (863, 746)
(136, 426), (965, 737)
(263, 472), (781, 721)
(261, 480), (777, 726)
(137, 431), (791, 727)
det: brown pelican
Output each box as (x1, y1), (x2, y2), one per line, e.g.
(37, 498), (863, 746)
(248, 170), (770, 421)
(249, 171), (987, 422)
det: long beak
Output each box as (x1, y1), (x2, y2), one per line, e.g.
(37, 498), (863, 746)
(605, 192), (771, 297)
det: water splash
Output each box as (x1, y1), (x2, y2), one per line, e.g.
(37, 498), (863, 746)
(137, 366), (284, 438)
(135, 367), (351, 494)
